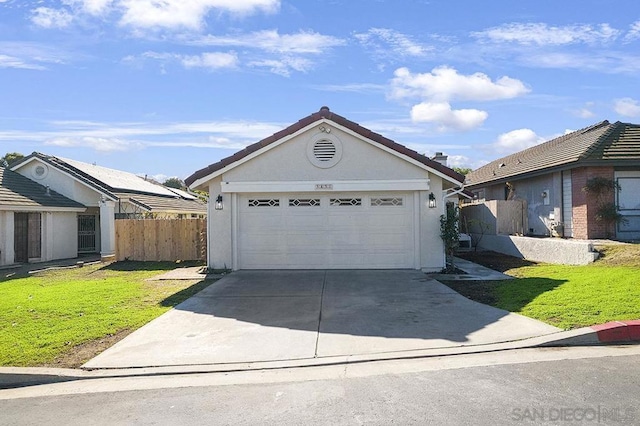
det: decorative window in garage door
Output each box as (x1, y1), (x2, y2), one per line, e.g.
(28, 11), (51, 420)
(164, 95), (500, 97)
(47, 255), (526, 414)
(289, 199), (321, 207)
(248, 199), (280, 207)
(330, 198), (362, 206)
(371, 197), (403, 206)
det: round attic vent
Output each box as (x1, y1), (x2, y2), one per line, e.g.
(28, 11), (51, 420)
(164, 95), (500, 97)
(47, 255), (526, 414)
(32, 164), (48, 180)
(306, 132), (343, 169)
(313, 140), (337, 162)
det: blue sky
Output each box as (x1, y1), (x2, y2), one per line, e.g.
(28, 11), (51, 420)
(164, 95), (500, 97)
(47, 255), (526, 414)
(1, 0), (640, 182)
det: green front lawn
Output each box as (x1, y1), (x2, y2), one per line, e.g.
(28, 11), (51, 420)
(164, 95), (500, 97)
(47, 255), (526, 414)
(0, 262), (214, 367)
(445, 246), (640, 329)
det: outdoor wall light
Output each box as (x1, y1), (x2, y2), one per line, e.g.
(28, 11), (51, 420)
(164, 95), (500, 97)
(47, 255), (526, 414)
(428, 192), (437, 208)
(214, 194), (223, 210)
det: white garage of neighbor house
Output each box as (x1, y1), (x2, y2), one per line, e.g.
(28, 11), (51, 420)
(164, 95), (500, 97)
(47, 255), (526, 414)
(186, 107), (465, 271)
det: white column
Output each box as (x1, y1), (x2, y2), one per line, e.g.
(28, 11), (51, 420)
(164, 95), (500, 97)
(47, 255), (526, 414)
(4, 212), (15, 265)
(42, 212), (54, 261)
(99, 200), (116, 261)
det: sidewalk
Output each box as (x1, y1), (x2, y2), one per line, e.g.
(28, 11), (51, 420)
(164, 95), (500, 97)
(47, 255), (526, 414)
(427, 256), (513, 281)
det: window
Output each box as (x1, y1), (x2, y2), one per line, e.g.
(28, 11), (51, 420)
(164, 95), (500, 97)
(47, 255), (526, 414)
(330, 198), (362, 206)
(371, 197), (403, 206)
(248, 199), (280, 207)
(289, 199), (321, 207)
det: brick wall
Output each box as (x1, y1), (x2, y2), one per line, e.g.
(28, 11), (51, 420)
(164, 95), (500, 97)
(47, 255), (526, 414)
(571, 166), (615, 239)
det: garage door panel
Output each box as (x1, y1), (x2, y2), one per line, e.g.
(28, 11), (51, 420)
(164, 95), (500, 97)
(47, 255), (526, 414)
(238, 193), (415, 269)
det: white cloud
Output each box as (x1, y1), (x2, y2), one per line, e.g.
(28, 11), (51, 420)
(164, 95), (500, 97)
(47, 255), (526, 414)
(313, 83), (386, 93)
(64, 0), (115, 16)
(119, 0), (279, 30)
(31, 7), (74, 28)
(390, 66), (530, 102)
(248, 56), (312, 76)
(0, 42), (70, 70)
(624, 20), (640, 42)
(355, 28), (432, 58)
(614, 98), (640, 117)
(0, 118), (286, 153)
(572, 107), (596, 119)
(0, 54), (47, 70)
(30, 0), (279, 31)
(135, 50), (238, 71)
(44, 136), (138, 152)
(181, 52), (238, 69)
(473, 23), (620, 46)
(410, 102), (488, 131)
(491, 128), (545, 154)
(190, 30), (345, 54)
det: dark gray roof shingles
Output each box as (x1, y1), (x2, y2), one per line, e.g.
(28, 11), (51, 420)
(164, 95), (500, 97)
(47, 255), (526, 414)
(0, 167), (85, 209)
(466, 121), (640, 187)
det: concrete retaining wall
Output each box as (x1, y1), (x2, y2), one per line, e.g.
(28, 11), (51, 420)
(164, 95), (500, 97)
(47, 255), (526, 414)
(474, 234), (599, 265)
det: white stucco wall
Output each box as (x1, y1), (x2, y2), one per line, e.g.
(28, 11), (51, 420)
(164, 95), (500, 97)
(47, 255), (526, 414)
(49, 212), (79, 260)
(16, 159), (103, 207)
(0, 210), (79, 265)
(224, 125), (427, 182)
(207, 176), (233, 270)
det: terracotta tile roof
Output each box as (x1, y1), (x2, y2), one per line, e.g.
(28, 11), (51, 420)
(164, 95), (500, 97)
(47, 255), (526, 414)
(0, 167), (85, 209)
(466, 121), (640, 187)
(185, 106), (465, 187)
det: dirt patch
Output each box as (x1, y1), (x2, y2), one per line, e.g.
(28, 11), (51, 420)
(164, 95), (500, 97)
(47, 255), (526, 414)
(456, 251), (536, 272)
(42, 329), (134, 369)
(436, 280), (499, 306)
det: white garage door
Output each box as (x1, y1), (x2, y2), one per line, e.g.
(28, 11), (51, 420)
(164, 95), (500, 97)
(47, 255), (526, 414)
(238, 193), (415, 269)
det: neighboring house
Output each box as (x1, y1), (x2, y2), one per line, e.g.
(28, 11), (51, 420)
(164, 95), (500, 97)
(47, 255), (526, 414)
(186, 106), (465, 271)
(465, 120), (640, 241)
(10, 153), (207, 260)
(0, 167), (86, 266)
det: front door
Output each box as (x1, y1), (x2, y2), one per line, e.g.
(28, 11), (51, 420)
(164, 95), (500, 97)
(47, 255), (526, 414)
(78, 215), (97, 253)
(14, 212), (41, 263)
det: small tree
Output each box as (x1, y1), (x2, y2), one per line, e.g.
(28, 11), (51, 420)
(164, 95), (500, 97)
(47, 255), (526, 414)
(163, 177), (185, 189)
(440, 202), (460, 273)
(1, 152), (24, 168)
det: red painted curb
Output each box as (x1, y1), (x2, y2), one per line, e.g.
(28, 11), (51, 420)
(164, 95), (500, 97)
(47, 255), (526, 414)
(591, 321), (640, 343)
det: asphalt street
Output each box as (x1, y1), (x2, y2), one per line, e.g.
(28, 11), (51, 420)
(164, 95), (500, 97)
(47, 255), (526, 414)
(1, 346), (639, 425)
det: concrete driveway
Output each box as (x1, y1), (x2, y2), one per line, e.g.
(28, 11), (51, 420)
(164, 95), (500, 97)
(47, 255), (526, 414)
(84, 270), (560, 369)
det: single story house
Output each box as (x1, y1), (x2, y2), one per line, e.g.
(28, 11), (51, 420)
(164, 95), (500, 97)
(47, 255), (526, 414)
(465, 120), (640, 241)
(10, 153), (207, 260)
(186, 106), (465, 271)
(0, 167), (86, 266)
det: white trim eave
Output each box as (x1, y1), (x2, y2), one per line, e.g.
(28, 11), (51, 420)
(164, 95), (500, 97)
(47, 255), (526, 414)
(0, 205), (86, 212)
(327, 121), (464, 186)
(221, 179), (430, 193)
(188, 117), (464, 189)
(189, 121), (320, 190)
(11, 157), (118, 201)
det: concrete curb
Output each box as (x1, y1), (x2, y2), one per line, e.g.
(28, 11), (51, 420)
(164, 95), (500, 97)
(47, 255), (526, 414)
(591, 320), (640, 343)
(2, 323), (638, 390)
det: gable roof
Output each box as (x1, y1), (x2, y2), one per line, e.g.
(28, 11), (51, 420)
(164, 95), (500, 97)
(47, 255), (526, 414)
(466, 120), (640, 187)
(185, 106), (465, 188)
(0, 167), (85, 210)
(11, 153), (206, 214)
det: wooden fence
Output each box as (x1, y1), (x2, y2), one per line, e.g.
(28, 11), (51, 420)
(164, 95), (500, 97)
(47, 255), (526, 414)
(115, 218), (206, 262)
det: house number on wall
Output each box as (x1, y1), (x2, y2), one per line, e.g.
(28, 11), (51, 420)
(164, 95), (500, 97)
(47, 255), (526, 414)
(315, 184), (333, 190)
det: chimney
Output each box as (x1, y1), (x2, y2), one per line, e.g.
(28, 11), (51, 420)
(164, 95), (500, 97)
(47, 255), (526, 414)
(432, 152), (448, 166)
(45, 185), (51, 196)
